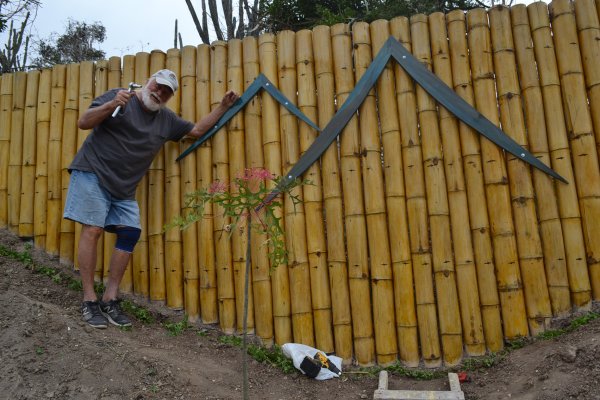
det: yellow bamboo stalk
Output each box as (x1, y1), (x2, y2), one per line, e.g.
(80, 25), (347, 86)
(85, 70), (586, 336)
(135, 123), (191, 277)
(277, 30), (315, 347)
(196, 43), (219, 324)
(447, 10), (504, 353)
(180, 45), (201, 320)
(242, 35), (274, 344)
(331, 23), (375, 366)
(390, 17), (441, 367)
(59, 64), (79, 264)
(8, 71), (26, 234)
(489, 6), (553, 334)
(351, 22), (398, 365)
(511, 5), (572, 315)
(212, 40), (236, 333)
(164, 48), (183, 307)
(0, 73), (13, 228)
(47, 65), (66, 257)
(34, 69), (51, 249)
(527, 1), (592, 308)
(549, 0), (600, 299)
(467, 8), (529, 338)
(428, 13), (486, 356)
(259, 32), (292, 344)
(410, 15), (464, 365)
(296, 29), (334, 353)
(312, 25), (353, 362)
(18, 70), (39, 239)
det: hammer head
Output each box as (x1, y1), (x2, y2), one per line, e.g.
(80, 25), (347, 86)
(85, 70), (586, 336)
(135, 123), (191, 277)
(128, 82), (142, 90)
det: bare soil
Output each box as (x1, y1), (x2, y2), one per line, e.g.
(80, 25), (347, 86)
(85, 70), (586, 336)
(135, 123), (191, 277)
(1, 227), (599, 400)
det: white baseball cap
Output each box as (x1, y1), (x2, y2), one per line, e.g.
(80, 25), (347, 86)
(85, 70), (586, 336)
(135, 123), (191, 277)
(152, 69), (178, 92)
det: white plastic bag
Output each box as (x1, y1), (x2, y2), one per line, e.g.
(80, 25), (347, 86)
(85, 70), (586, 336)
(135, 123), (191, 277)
(281, 343), (343, 380)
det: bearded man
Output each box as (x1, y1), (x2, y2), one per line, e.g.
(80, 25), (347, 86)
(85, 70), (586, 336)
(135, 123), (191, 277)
(64, 69), (238, 328)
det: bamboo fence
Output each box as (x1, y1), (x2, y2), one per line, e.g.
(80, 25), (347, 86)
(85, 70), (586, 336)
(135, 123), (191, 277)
(2, 1), (599, 367)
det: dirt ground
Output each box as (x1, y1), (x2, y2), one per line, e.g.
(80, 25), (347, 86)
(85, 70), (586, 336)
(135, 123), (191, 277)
(1, 227), (599, 400)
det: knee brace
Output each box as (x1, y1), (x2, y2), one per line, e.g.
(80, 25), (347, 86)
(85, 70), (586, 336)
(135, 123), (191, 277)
(114, 226), (141, 253)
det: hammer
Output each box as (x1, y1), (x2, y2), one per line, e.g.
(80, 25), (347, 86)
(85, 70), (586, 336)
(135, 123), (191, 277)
(111, 82), (142, 117)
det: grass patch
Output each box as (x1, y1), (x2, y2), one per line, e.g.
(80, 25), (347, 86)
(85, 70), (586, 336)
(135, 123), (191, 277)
(538, 312), (599, 341)
(121, 300), (155, 324)
(164, 315), (190, 336)
(217, 335), (295, 373)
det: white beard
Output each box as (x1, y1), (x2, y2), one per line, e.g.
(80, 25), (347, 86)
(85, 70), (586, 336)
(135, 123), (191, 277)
(140, 87), (163, 112)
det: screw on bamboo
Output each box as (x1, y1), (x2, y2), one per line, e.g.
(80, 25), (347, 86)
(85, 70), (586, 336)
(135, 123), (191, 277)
(196, 43), (219, 324)
(296, 29), (335, 353)
(369, 20), (420, 366)
(527, 3), (591, 309)
(8, 71), (26, 235)
(277, 30), (315, 347)
(390, 17), (442, 367)
(428, 13), (486, 356)
(34, 69), (51, 249)
(549, 0), (600, 299)
(410, 14), (464, 365)
(351, 22), (398, 366)
(164, 48), (184, 307)
(212, 40), (236, 334)
(511, 5), (573, 316)
(331, 22), (376, 366)
(312, 25), (354, 362)
(447, 9), (504, 353)
(242, 36), (274, 345)
(181, 45), (201, 321)
(0, 74), (13, 228)
(467, 8), (529, 338)
(489, 6), (553, 335)
(259, 32), (293, 345)
(18, 70), (39, 239)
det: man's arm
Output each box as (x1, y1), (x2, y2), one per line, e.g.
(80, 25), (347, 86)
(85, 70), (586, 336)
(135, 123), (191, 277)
(187, 90), (239, 138)
(78, 89), (135, 130)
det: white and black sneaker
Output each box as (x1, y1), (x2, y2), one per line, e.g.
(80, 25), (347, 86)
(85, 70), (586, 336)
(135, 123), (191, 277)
(81, 301), (108, 329)
(99, 299), (132, 327)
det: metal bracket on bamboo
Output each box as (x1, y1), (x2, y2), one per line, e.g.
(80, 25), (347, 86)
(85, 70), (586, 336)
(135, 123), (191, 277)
(373, 371), (465, 400)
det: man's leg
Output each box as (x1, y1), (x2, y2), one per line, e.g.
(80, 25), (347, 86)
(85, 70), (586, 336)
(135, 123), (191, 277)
(78, 224), (104, 302)
(101, 247), (131, 302)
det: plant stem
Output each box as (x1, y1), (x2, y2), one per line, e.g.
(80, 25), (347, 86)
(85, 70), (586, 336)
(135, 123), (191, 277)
(242, 212), (251, 400)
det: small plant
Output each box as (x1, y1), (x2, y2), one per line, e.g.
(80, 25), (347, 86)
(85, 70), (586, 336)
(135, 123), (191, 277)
(196, 329), (209, 337)
(35, 346), (44, 355)
(120, 300), (155, 324)
(164, 315), (190, 336)
(537, 312), (599, 341)
(247, 344), (295, 374)
(218, 334), (243, 347)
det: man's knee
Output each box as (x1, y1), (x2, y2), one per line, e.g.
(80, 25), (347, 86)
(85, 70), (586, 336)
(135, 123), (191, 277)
(114, 227), (141, 253)
(81, 225), (104, 241)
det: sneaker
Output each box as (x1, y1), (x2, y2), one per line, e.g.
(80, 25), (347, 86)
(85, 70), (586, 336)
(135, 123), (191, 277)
(99, 299), (132, 327)
(81, 301), (108, 329)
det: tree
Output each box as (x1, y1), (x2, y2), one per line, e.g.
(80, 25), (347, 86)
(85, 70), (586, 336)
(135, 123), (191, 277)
(0, 0), (40, 73)
(30, 19), (106, 68)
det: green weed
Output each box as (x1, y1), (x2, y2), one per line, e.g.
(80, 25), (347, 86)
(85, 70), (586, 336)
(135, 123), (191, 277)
(218, 334), (243, 346)
(164, 315), (190, 336)
(120, 300), (155, 324)
(35, 346), (44, 355)
(247, 344), (295, 374)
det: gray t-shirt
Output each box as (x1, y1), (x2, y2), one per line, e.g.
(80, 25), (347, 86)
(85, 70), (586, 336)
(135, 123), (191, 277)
(69, 89), (195, 199)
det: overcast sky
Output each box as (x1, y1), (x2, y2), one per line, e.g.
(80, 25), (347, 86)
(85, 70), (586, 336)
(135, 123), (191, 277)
(5, 0), (535, 59)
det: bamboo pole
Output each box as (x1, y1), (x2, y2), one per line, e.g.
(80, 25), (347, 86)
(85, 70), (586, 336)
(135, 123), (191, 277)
(164, 48), (183, 307)
(351, 22), (398, 365)
(312, 25), (353, 362)
(180, 45), (201, 320)
(527, 1), (592, 308)
(212, 40), (236, 334)
(145, 50), (167, 299)
(18, 70), (39, 239)
(447, 10), (505, 352)
(259, 32), (292, 344)
(242, 35), (274, 344)
(428, 13), (486, 355)
(331, 23), (375, 366)
(0, 73), (12, 229)
(467, 8), (529, 338)
(549, 0), (600, 299)
(390, 17), (441, 367)
(227, 38), (255, 334)
(488, 6), (553, 334)
(47, 65), (67, 257)
(34, 69), (51, 249)
(8, 71), (26, 234)
(410, 15), (464, 364)
(296, 29), (334, 353)
(277, 30), (315, 347)
(511, 5), (572, 315)
(59, 64), (79, 264)
(196, 43), (219, 324)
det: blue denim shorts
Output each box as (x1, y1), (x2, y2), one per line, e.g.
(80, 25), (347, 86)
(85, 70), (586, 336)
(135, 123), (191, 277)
(63, 170), (141, 230)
